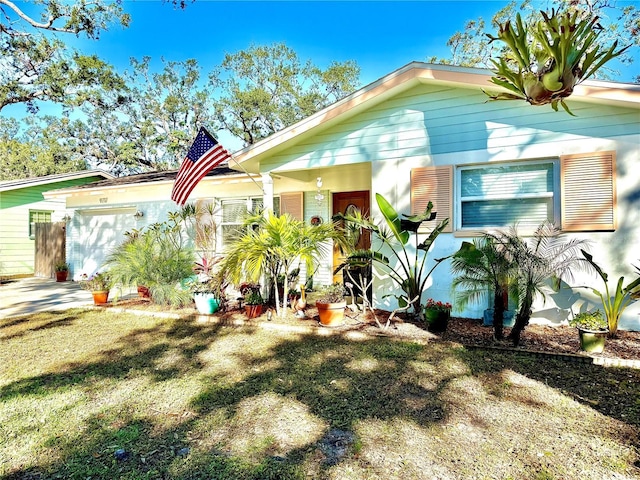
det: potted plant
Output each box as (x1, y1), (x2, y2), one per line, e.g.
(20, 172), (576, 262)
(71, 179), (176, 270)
(54, 261), (69, 282)
(424, 298), (452, 333)
(580, 250), (640, 338)
(569, 310), (608, 353)
(79, 272), (112, 305)
(240, 282), (264, 318)
(188, 256), (225, 315)
(188, 278), (222, 315)
(315, 283), (346, 327)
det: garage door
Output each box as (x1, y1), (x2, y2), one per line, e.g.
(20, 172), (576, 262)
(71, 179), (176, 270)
(73, 208), (136, 277)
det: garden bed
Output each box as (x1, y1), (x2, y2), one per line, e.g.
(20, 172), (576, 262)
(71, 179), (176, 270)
(104, 298), (640, 361)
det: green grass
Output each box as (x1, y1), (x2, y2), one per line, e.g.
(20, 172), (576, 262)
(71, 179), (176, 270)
(1, 308), (639, 479)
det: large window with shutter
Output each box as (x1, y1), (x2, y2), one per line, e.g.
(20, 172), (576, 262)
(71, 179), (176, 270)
(411, 152), (615, 235)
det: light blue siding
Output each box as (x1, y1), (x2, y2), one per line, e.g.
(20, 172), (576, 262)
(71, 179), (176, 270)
(263, 83), (639, 171)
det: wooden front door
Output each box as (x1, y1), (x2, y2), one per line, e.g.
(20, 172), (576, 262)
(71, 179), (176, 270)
(332, 191), (370, 286)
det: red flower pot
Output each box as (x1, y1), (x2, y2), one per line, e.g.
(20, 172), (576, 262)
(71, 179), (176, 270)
(245, 304), (264, 319)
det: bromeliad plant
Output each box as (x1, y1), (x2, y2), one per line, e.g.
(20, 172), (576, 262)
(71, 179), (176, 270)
(580, 250), (640, 338)
(485, 8), (630, 114)
(569, 309), (607, 332)
(336, 193), (449, 320)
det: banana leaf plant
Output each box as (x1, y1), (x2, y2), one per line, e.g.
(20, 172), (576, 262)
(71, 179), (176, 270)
(334, 193), (449, 320)
(580, 250), (640, 338)
(485, 9), (630, 114)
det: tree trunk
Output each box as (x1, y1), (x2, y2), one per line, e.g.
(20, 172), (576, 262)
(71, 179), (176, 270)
(493, 287), (506, 340)
(509, 290), (533, 346)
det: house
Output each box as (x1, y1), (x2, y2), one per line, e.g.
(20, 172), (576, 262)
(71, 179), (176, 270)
(0, 170), (113, 278)
(47, 63), (640, 329)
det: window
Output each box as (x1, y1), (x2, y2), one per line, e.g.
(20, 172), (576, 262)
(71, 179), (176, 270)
(219, 197), (281, 246)
(457, 161), (559, 230)
(29, 210), (52, 238)
(220, 199), (250, 245)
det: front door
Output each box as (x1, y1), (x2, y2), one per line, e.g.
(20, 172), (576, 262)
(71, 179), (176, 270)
(332, 191), (371, 291)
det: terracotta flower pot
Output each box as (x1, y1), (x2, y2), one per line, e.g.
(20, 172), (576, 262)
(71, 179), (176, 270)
(137, 285), (151, 298)
(92, 290), (109, 305)
(316, 300), (346, 327)
(55, 271), (67, 282)
(245, 304), (264, 319)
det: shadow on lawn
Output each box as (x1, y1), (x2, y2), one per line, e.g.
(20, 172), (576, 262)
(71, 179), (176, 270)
(457, 348), (640, 429)
(2, 312), (639, 479)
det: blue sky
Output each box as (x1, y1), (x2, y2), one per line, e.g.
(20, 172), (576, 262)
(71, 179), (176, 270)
(67, 0), (637, 86)
(78, 0), (503, 85)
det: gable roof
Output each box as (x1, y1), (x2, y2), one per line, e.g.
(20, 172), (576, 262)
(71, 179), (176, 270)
(232, 62), (640, 172)
(0, 170), (114, 193)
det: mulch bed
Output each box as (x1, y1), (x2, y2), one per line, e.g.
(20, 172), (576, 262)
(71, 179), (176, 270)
(443, 316), (640, 361)
(104, 298), (640, 361)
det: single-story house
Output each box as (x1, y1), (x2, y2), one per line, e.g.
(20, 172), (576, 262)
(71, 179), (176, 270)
(0, 170), (113, 278)
(46, 63), (640, 329)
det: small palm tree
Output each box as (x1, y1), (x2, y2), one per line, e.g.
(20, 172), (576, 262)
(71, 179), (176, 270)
(499, 222), (590, 346)
(485, 8), (630, 114)
(450, 237), (518, 341)
(220, 210), (345, 318)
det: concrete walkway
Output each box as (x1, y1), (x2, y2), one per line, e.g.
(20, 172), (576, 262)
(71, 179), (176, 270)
(0, 277), (96, 318)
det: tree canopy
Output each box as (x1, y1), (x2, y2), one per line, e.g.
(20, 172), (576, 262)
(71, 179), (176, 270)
(0, 0), (130, 113)
(3, 40), (361, 177)
(209, 43), (360, 147)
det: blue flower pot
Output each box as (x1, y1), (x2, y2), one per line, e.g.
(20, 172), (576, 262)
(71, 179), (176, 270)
(483, 309), (515, 327)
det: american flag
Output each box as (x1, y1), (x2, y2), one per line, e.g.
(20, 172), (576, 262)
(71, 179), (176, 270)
(171, 127), (231, 206)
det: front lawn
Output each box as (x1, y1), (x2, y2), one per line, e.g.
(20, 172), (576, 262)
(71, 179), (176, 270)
(1, 309), (639, 479)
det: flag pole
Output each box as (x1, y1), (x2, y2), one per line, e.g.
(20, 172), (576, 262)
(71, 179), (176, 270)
(227, 155), (265, 194)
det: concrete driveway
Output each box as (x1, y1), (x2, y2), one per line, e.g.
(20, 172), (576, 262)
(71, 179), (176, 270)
(0, 277), (95, 318)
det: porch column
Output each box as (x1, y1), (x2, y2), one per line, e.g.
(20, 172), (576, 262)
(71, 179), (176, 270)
(261, 173), (274, 214)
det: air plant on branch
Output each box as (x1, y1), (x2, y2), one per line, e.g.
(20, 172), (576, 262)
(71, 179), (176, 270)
(485, 9), (630, 115)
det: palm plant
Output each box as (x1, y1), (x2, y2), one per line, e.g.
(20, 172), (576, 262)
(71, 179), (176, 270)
(499, 223), (590, 346)
(336, 194), (449, 320)
(219, 210), (346, 318)
(105, 214), (195, 307)
(450, 237), (518, 340)
(485, 8), (630, 114)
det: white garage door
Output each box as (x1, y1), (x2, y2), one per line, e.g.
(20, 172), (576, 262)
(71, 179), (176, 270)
(73, 208), (136, 277)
